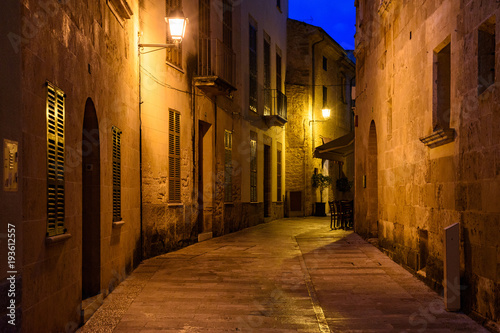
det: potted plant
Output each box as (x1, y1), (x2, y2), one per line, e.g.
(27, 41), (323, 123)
(312, 173), (332, 216)
(336, 176), (353, 193)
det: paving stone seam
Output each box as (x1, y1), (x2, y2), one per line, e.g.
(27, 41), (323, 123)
(296, 236), (332, 333)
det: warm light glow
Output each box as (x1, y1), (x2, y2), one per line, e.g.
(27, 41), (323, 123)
(165, 9), (187, 40)
(322, 108), (331, 119)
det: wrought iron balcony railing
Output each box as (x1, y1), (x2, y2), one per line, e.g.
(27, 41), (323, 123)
(263, 89), (287, 126)
(196, 38), (235, 91)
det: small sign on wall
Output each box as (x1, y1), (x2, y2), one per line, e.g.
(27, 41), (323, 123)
(4, 139), (18, 192)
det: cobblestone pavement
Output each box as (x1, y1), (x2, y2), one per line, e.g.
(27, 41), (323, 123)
(78, 217), (489, 332)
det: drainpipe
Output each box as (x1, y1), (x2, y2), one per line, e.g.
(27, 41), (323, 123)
(309, 34), (325, 215)
(138, 33), (144, 261)
(311, 34), (325, 154)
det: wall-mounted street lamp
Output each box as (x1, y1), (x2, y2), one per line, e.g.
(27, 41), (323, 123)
(321, 108), (331, 119)
(138, 8), (188, 49)
(137, 9), (188, 259)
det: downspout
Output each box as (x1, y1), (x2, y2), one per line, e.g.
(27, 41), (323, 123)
(192, 80), (196, 237)
(311, 34), (325, 154)
(138, 34), (144, 261)
(309, 34), (324, 215)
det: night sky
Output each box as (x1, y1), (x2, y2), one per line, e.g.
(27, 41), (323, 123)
(288, 0), (356, 51)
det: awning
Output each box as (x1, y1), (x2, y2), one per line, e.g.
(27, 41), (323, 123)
(313, 132), (354, 162)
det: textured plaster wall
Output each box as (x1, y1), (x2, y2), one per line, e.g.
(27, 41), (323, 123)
(355, 0), (500, 322)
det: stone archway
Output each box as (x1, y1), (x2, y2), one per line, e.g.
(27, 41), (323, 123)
(82, 98), (101, 299)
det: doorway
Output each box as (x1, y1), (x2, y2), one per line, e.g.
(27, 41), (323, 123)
(198, 120), (213, 239)
(367, 120), (378, 237)
(82, 98), (101, 299)
(264, 144), (271, 217)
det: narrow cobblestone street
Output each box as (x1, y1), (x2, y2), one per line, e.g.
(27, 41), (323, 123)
(79, 217), (488, 332)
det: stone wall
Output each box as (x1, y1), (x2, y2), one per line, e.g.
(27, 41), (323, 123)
(286, 20), (355, 216)
(1, 0), (143, 331)
(355, 0), (500, 322)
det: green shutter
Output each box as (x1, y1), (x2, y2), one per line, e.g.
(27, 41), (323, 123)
(46, 83), (65, 236)
(112, 126), (122, 222)
(169, 110), (181, 202)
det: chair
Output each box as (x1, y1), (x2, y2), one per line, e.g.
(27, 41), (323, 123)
(329, 201), (342, 230)
(340, 200), (354, 229)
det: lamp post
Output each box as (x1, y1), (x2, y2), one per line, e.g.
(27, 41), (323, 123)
(137, 9), (187, 260)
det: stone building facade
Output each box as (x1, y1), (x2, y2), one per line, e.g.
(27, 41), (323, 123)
(355, 0), (500, 322)
(1, 0), (142, 331)
(140, 0), (288, 258)
(286, 19), (355, 217)
(0, 0), (288, 331)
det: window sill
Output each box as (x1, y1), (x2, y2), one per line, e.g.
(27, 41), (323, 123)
(168, 203), (184, 207)
(45, 233), (72, 245)
(166, 61), (184, 74)
(112, 220), (125, 228)
(419, 128), (455, 148)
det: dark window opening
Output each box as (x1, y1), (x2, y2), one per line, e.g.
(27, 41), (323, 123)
(478, 16), (496, 95)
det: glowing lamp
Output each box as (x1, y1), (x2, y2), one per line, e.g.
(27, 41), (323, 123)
(166, 9), (188, 41)
(321, 108), (331, 119)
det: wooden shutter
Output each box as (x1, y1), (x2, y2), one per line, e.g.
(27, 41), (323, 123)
(169, 110), (181, 202)
(112, 126), (122, 222)
(46, 83), (66, 236)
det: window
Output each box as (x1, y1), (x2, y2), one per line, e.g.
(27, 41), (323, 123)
(249, 21), (258, 113)
(199, 0), (210, 75)
(46, 83), (66, 236)
(277, 144), (282, 202)
(433, 41), (451, 129)
(264, 33), (271, 115)
(323, 56), (327, 71)
(250, 132), (257, 202)
(224, 131), (233, 202)
(223, 0), (232, 48)
(277, 0), (281, 10)
(341, 74), (346, 104)
(166, 0), (182, 67)
(478, 16), (496, 95)
(276, 49), (282, 92)
(323, 86), (328, 108)
(112, 126), (122, 222)
(169, 110), (181, 202)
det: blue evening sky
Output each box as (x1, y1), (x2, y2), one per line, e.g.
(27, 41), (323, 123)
(288, 0), (356, 51)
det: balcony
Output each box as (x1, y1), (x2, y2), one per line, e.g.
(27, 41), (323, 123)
(195, 38), (236, 95)
(263, 89), (287, 126)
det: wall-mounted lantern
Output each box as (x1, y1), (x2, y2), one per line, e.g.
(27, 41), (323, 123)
(321, 108), (331, 119)
(139, 8), (188, 49)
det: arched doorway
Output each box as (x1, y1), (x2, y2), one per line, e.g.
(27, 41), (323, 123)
(82, 98), (101, 299)
(367, 120), (378, 237)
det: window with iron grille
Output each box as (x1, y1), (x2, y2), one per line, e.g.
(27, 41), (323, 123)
(46, 83), (66, 237)
(224, 130), (232, 202)
(223, 0), (232, 48)
(166, 0), (182, 67)
(249, 21), (258, 113)
(112, 126), (122, 222)
(277, 145), (282, 202)
(276, 50), (282, 92)
(250, 132), (257, 202)
(264, 33), (271, 115)
(323, 86), (328, 108)
(341, 74), (347, 104)
(169, 110), (181, 202)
